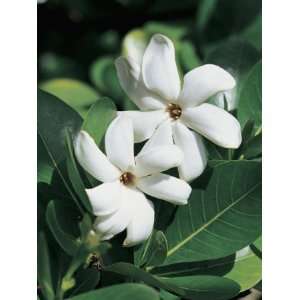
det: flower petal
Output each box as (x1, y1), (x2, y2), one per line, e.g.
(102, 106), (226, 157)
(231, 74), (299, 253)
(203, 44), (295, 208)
(135, 145), (183, 177)
(105, 116), (135, 172)
(137, 173), (191, 205)
(115, 56), (166, 111)
(182, 103), (242, 148)
(172, 121), (207, 182)
(178, 64), (236, 108)
(140, 119), (173, 153)
(93, 185), (133, 239)
(142, 34), (181, 101)
(86, 181), (122, 216)
(118, 110), (167, 143)
(74, 131), (121, 182)
(123, 189), (154, 247)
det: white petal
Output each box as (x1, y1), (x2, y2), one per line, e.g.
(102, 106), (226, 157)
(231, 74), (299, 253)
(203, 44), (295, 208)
(93, 185), (133, 239)
(135, 145), (183, 177)
(105, 116), (135, 172)
(142, 34), (181, 101)
(182, 103), (242, 148)
(86, 181), (122, 216)
(178, 64), (236, 108)
(74, 131), (121, 182)
(137, 174), (191, 205)
(123, 189), (154, 247)
(172, 121), (207, 182)
(118, 110), (167, 143)
(140, 119), (174, 154)
(115, 56), (166, 111)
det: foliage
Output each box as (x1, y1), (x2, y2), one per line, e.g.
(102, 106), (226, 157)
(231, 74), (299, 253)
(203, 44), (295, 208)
(38, 1), (262, 299)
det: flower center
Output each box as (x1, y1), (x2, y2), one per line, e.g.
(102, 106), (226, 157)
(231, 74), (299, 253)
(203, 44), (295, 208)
(166, 103), (182, 120)
(119, 172), (135, 186)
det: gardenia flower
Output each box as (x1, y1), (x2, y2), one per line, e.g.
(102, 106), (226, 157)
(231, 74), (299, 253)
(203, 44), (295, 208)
(115, 34), (242, 182)
(74, 116), (191, 246)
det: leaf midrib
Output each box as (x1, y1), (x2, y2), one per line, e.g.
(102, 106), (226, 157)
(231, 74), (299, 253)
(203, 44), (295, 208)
(167, 182), (261, 257)
(152, 252), (257, 277)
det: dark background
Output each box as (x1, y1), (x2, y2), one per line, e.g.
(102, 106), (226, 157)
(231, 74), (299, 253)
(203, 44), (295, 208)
(38, 0), (261, 83)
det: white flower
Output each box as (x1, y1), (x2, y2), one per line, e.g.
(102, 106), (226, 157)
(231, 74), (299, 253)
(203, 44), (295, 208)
(115, 34), (242, 182)
(74, 116), (191, 246)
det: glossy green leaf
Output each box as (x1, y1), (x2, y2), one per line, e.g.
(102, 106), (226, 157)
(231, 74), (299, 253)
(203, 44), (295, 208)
(67, 268), (100, 297)
(241, 14), (262, 50)
(67, 283), (160, 300)
(243, 132), (262, 159)
(134, 230), (168, 267)
(37, 231), (55, 300)
(89, 56), (124, 103)
(160, 290), (180, 300)
(253, 236), (262, 252)
(195, 0), (218, 33)
(37, 89), (83, 208)
(164, 160), (262, 264)
(82, 97), (117, 146)
(238, 61), (262, 131)
(40, 79), (100, 117)
(178, 41), (202, 72)
(144, 21), (187, 41)
(46, 200), (79, 256)
(65, 130), (93, 213)
(38, 134), (54, 183)
(205, 39), (260, 111)
(105, 262), (240, 300)
(151, 246), (261, 292)
(251, 236), (262, 259)
(225, 246), (261, 290)
(160, 276), (240, 300)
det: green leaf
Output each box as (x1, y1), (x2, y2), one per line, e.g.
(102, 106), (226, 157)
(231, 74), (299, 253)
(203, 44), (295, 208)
(205, 39), (260, 111)
(241, 14), (262, 50)
(243, 132), (262, 159)
(238, 61), (262, 131)
(178, 41), (202, 72)
(46, 200), (79, 256)
(67, 283), (160, 300)
(38, 134), (54, 183)
(105, 263), (240, 300)
(37, 89), (83, 209)
(251, 235), (262, 259)
(82, 97), (117, 146)
(160, 276), (240, 300)
(37, 232), (55, 300)
(225, 246), (261, 290)
(164, 160), (262, 264)
(144, 21), (187, 41)
(134, 230), (168, 267)
(160, 290), (180, 300)
(253, 236), (262, 252)
(67, 268), (100, 297)
(89, 56), (124, 104)
(195, 0), (218, 33)
(40, 79), (100, 117)
(151, 247), (261, 292)
(65, 130), (93, 213)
